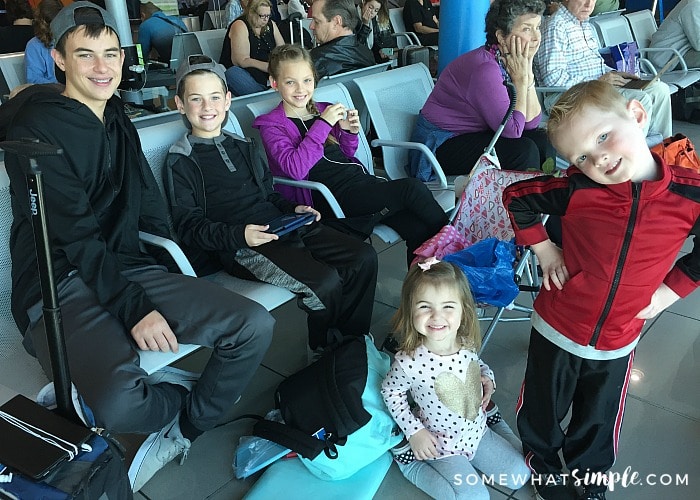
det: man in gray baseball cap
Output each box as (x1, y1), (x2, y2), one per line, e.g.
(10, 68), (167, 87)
(4, 0), (274, 494)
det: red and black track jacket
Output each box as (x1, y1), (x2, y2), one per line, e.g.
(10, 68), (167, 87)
(503, 156), (700, 357)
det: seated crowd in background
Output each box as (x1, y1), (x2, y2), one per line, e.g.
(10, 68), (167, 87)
(309, 0), (375, 79)
(139, 1), (188, 62)
(0, 0), (34, 53)
(535, 0), (672, 139)
(24, 0), (62, 83)
(220, 0), (284, 95)
(410, 0), (550, 181)
(648, 0), (700, 70)
(402, 0), (438, 46)
(354, 0), (397, 63)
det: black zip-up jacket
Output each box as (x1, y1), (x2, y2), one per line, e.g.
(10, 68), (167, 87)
(164, 132), (298, 275)
(5, 92), (172, 334)
(310, 34), (375, 79)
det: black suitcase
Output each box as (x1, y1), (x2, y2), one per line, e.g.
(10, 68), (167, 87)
(396, 45), (430, 69)
(0, 140), (132, 500)
(278, 13), (313, 49)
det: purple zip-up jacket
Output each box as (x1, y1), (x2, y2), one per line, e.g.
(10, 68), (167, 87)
(253, 101), (362, 206)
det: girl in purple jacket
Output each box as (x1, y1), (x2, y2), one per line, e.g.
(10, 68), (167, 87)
(253, 44), (448, 265)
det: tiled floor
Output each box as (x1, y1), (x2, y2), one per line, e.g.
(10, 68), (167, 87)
(137, 118), (700, 499)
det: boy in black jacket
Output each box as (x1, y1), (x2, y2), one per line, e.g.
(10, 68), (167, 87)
(165, 55), (378, 352)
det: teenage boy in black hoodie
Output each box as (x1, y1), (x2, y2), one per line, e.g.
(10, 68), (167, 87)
(4, 2), (274, 491)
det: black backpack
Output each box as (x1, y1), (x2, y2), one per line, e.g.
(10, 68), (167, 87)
(253, 337), (370, 460)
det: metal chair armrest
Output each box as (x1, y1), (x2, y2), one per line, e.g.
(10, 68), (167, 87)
(272, 177), (346, 218)
(139, 231), (197, 277)
(370, 138), (448, 189)
(391, 31), (422, 46)
(638, 48), (689, 72)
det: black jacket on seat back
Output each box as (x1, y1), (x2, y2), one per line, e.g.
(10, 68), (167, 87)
(310, 34), (375, 79)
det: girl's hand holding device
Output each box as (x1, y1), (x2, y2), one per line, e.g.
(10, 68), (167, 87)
(339, 108), (361, 134)
(320, 102), (347, 126)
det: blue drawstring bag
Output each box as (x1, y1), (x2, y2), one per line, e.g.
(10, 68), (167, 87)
(443, 238), (520, 307)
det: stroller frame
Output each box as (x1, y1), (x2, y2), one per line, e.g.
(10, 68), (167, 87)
(449, 82), (545, 352)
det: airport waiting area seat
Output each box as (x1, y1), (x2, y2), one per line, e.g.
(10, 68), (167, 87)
(0, 52), (26, 102)
(170, 29), (226, 71)
(0, 110), (299, 402)
(134, 111), (297, 374)
(589, 11), (700, 91)
(353, 63), (455, 214)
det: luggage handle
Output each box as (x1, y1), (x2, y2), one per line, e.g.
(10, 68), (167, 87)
(0, 139), (80, 425)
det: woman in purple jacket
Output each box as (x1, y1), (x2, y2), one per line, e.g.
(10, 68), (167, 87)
(409, 0), (550, 181)
(253, 44), (448, 265)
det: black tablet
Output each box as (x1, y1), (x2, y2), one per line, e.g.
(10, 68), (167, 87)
(265, 213), (316, 236)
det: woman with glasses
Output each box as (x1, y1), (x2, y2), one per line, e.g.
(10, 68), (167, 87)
(220, 0), (285, 96)
(355, 0), (396, 63)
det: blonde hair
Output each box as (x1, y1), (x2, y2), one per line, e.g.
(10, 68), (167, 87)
(268, 44), (319, 115)
(268, 44), (339, 145)
(244, 0), (273, 36)
(548, 80), (630, 138)
(392, 262), (481, 355)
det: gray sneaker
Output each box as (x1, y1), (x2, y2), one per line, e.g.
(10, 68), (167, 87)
(130, 414), (191, 492)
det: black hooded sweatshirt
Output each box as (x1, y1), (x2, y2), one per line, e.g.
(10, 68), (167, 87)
(5, 91), (172, 334)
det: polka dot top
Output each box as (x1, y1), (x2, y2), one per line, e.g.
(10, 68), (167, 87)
(381, 344), (495, 459)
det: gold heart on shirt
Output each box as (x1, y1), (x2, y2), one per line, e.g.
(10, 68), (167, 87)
(434, 361), (482, 421)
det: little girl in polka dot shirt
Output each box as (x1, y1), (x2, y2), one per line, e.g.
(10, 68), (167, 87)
(381, 260), (531, 499)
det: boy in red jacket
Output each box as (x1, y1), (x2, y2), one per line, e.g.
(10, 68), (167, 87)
(503, 80), (700, 500)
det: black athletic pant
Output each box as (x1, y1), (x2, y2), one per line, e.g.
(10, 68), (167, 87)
(222, 223), (378, 349)
(333, 178), (449, 266)
(436, 128), (551, 175)
(516, 329), (634, 494)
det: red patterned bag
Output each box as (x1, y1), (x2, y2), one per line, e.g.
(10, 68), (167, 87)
(452, 157), (543, 246)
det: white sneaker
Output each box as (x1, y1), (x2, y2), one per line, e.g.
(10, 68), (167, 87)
(144, 366), (200, 392)
(130, 414), (191, 492)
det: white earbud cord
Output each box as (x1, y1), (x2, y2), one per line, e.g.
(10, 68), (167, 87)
(0, 410), (80, 461)
(290, 104), (369, 174)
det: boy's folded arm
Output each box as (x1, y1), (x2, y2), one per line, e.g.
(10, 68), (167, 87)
(503, 174), (571, 245)
(636, 283), (681, 320)
(532, 240), (569, 291)
(664, 218), (700, 298)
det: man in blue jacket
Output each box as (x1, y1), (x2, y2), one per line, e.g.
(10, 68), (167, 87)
(139, 1), (188, 62)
